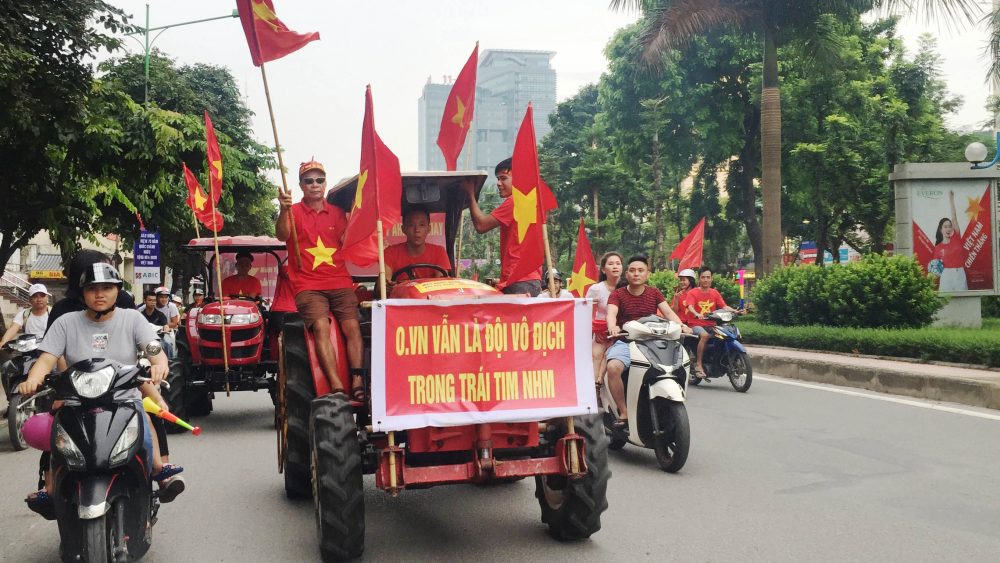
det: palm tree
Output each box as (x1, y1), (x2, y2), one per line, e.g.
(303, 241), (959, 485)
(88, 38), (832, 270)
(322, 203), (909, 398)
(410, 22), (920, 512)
(611, 0), (982, 275)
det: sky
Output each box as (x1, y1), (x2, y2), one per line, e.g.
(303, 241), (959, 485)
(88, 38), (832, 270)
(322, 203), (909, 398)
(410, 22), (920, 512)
(106, 1), (999, 200)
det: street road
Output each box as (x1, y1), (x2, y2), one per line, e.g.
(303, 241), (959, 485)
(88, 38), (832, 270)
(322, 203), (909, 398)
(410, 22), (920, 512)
(2, 374), (999, 562)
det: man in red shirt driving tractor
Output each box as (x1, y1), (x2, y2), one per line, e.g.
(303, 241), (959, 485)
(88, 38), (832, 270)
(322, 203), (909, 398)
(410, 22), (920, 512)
(221, 251), (263, 299)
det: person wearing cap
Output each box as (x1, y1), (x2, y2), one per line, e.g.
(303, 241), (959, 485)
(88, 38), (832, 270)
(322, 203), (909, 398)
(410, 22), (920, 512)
(463, 158), (544, 296)
(538, 269), (572, 298)
(276, 159), (365, 401)
(221, 251), (263, 299)
(0, 283), (50, 347)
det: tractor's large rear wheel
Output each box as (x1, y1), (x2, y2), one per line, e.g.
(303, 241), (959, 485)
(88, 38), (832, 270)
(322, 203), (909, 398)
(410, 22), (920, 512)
(164, 334), (190, 434)
(174, 329), (212, 417)
(536, 414), (611, 540)
(310, 393), (365, 562)
(282, 314), (315, 499)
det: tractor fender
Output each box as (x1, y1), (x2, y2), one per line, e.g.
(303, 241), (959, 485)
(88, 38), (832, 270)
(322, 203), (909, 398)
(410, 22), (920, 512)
(303, 313), (348, 397)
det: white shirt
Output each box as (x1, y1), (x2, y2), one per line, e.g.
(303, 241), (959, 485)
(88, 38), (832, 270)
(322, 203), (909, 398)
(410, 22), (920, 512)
(156, 302), (179, 321)
(585, 281), (614, 320)
(15, 308), (49, 338)
(539, 289), (573, 299)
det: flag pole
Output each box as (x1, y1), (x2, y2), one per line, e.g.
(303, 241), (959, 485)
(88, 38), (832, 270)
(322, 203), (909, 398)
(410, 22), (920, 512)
(260, 62), (303, 268)
(208, 199), (230, 394)
(456, 127), (474, 275)
(191, 210), (201, 239)
(378, 217), (396, 491)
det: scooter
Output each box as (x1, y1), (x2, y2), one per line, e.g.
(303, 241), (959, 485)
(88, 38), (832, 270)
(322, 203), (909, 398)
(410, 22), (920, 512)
(25, 354), (162, 563)
(2, 334), (51, 450)
(685, 310), (752, 392)
(600, 316), (691, 473)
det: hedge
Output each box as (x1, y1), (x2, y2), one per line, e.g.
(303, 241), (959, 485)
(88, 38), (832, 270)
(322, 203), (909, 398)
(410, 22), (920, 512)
(984, 296), (1000, 319)
(740, 320), (1000, 368)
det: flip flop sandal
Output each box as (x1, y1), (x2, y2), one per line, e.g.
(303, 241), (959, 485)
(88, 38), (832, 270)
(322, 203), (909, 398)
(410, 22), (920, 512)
(611, 417), (629, 437)
(694, 369), (708, 379)
(157, 475), (186, 503)
(152, 464), (184, 482)
(25, 490), (56, 520)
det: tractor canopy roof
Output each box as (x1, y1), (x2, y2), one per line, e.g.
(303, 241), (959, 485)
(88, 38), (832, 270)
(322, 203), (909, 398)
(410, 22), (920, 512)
(183, 236), (285, 253)
(328, 170), (488, 223)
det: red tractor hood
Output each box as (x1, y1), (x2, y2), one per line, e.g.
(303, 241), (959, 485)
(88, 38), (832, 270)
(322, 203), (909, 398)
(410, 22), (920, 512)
(198, 299), (260, 316)
(389, 278), (500, 300)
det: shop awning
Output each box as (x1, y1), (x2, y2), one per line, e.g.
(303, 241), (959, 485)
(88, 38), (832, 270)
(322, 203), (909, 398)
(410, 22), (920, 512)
(29, 254), (66, 280)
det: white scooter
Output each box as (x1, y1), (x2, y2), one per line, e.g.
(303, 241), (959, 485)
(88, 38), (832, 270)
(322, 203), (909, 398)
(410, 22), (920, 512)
(600, 315), (691, 472)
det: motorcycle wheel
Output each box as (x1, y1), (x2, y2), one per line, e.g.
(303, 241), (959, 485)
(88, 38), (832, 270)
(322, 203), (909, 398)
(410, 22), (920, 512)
(8, 393), (30, 451)
(536, 414), (611, 540)
(608, 437), (627, 451)
(80, 515), (109, 563)
(282, 314), (315, 500)
(652, 399), (690, 473)
(728, 351), (753, 393)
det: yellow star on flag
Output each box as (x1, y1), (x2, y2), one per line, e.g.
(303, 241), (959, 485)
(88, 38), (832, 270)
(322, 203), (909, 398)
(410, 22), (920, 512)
(511, 187), (538, 243)
(451, 97), (466, 125)
(210, 159), (222, 182)
(193, 188), (206, 211)
(305, 236), (337, 270)
(251, 0), (280, 31)
(567, 262), (596, 297)
(353, 169), (368, 211)
(966, 195), (986, 224)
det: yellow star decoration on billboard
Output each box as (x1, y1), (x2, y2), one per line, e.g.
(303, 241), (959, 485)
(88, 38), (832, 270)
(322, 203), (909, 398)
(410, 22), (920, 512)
(353, 169), (368, 212)
(966, 195), (985, 224)
(567, 262), (596, 297)
(511, 187), (538, 243)
(193, 188), (206, 211)
(251, 0), (280, 31)
(306, 237), (337, 270)
(451, 97), (466, 125)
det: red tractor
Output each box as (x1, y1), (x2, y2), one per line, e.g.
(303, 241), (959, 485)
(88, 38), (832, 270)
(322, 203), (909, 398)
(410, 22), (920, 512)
(167, 237), (290, 426)
(277, 171), (610, 562)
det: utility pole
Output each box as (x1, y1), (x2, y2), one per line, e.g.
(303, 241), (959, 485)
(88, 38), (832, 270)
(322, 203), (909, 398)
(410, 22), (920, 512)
(126, 4), (239, 104)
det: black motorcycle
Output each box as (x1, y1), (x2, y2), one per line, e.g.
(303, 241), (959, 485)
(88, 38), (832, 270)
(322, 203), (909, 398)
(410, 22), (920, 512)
(26, 357), (161, 563)
(2, 334), (50, 450)
(684, 310), (752, 392)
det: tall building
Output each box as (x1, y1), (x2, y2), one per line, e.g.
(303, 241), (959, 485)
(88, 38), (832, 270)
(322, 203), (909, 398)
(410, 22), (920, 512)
(418, 49), (557, 177)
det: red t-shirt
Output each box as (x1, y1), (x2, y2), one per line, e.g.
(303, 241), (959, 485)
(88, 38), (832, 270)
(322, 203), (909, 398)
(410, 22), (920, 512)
(686, 288), (727, 327)
(221, 275), (262, 298)
(384, 243), (452, 281)
(608, 286), (666, 327)
(270, 267), (296, 312)
(491, 198), (542, 287)
(933, 237), (966, 269)
(670, 289), (690, 324)
(286, 200), (353, 292)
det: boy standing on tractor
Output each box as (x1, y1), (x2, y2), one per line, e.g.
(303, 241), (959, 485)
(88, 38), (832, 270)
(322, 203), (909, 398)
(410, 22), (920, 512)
(463, 158), (544, 296)
(276, 159), (365, 401)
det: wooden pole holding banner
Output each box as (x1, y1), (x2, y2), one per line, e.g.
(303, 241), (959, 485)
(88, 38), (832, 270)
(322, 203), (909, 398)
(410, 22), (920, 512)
(260, 63), (303, 268)
(377, 218), (398, 492)
(207, 198), (230, 394)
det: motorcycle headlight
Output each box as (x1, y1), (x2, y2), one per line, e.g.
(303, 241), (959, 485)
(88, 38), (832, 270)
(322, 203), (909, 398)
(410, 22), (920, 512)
(109, 415), (140, 467)
(54, 419), (86, 470)
(198, 314), (222, 325)
(11, 338), (39, 353)
(72, 366), (115, 399)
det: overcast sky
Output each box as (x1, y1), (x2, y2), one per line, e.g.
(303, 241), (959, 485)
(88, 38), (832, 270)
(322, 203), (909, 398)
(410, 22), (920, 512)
(107, 1), (998, 199)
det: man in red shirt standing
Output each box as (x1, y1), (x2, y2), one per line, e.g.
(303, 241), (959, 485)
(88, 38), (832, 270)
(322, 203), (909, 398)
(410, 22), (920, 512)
(463, 158), (543, 296)
(384, 206), (451, 283)
(276, 160), (364, 400)
(221, 251), (263, 299)
(686, 266), (743, 378)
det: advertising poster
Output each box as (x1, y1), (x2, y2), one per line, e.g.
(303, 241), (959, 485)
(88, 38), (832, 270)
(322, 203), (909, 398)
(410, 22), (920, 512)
(911, 179), (995, 293)
(371, 298), (596, 432)
(133, 229), (161, 285)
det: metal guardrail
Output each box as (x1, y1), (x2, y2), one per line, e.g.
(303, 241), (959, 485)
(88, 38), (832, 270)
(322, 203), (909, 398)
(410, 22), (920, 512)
(1, 270), (31, 302)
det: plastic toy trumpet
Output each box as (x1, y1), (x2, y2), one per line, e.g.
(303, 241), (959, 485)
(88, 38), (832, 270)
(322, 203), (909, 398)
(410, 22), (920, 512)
(143, 397), (202, 436)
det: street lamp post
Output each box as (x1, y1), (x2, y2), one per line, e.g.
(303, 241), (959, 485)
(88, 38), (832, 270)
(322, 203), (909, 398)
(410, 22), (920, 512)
(126, 4), (238, 104)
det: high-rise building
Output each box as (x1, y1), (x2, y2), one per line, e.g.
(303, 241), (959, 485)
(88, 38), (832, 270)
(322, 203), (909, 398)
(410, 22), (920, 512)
(417, 49), (557, 177)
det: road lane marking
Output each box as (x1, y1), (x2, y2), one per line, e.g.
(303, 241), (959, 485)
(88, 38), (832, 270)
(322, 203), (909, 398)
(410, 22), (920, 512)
(756, 375), (1000, 421)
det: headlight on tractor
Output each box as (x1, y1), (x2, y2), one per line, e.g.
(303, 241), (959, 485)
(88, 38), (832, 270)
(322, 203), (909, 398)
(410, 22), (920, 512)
(198, 314), (222, 325)
(109, 415), (140, 467)
(54, 419), (86, 470)
(72, 366), (115, 399)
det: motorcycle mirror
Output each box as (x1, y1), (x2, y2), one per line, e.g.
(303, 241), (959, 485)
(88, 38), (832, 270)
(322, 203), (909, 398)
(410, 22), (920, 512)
(144, 341), (162, 357)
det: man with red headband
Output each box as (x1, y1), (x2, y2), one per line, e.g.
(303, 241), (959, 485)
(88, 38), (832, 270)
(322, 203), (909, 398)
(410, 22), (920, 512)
(276, 159), (365, 401)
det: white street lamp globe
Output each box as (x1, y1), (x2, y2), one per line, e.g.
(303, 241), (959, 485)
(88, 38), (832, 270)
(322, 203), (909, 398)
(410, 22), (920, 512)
(966, 142), (989, 164)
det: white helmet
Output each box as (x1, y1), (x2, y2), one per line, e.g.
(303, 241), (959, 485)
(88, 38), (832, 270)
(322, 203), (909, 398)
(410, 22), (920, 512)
(678, 269), (697, 280)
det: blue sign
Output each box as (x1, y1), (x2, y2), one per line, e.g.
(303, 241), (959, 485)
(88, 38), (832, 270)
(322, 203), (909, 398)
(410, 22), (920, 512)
(134, 229), (161, 284)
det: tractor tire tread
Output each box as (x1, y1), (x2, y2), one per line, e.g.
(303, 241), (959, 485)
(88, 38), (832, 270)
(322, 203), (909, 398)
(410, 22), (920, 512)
(311, 394), (365, 562)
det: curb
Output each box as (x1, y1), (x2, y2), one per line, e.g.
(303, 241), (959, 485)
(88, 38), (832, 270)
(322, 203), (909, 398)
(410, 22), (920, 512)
(748, 353), (1000, 411)
(745, 343), (1000, 373)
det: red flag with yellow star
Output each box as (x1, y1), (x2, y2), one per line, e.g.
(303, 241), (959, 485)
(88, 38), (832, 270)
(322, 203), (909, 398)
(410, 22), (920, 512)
(205, 112), (223, 205)
(436, 43), (478, 171)
(568, 219), (597, 298)
(236, 0), (319, 66)
(183, 163), (225, 232)
(501, 103), (557, 289)
(341, 86), (402, 267)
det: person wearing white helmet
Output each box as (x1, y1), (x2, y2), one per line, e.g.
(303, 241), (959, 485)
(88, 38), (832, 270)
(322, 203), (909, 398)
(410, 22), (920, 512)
(0, 284), (50, 347)
(539, 269), (572, 298)
(153, 286), (179, 358)
(670, 269), (697, 327)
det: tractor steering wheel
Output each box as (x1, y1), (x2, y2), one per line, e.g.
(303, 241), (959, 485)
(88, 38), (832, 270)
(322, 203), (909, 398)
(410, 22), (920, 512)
(390, 264), (450, 282)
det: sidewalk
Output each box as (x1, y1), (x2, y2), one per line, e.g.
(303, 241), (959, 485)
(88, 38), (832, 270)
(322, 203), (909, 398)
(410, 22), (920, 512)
(747, 346), (1000, 410)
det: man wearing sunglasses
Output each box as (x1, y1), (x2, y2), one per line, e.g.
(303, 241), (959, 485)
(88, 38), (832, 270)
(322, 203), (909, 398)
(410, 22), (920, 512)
(276, 160), (366, 401)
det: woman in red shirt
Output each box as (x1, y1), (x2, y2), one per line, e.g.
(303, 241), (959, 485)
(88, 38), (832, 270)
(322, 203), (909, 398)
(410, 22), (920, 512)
(932, 191), (968, 292)
(670, 268), (696, 325)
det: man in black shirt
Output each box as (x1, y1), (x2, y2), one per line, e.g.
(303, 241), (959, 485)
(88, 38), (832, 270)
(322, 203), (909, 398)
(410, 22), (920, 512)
(140, 291), (169, 329)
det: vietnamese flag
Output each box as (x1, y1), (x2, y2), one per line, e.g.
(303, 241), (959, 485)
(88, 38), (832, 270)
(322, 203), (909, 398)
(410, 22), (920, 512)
(669, 217), (706, 271)
(183, 163), (225, 232)
(236, 0), (320, 66)
(436, 43), (478, 171)
(502, 104), (557, 289)
(341, 86), (403, 267)
(205, 112), (223, 205)
(567, 219), (598, 298)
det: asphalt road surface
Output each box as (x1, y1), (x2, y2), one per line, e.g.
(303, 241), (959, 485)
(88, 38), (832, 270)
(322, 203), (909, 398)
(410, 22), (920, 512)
(2, 374), (999, 563)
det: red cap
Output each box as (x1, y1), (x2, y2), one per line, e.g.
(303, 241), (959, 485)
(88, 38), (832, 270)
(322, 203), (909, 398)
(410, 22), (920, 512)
(299, 157), (325, 178)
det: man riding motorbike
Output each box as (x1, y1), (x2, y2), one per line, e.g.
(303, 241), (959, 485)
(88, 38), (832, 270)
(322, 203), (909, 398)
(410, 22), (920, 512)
(686, 266), (745, 379)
